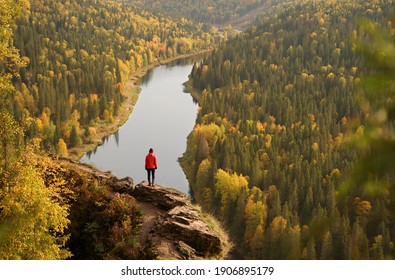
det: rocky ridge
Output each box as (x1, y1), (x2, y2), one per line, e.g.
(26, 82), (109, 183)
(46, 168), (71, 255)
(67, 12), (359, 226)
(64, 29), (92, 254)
(55, 158), (230, 260)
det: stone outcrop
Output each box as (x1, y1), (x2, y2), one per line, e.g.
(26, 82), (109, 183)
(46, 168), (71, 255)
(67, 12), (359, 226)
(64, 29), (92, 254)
(132, 182), (188, 210)
(156, 205), (222, 257)
(55, 158), (229, 260)
(132, 183), (224, 259)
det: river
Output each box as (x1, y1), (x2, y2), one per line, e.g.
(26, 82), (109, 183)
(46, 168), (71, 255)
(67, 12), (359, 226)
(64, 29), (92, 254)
(80, 61), (198, 194)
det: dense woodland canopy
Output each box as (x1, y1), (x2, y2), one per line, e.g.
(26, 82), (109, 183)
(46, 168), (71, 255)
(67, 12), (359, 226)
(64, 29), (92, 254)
(2, 0), (395, 260)
(0, 0), (71, 259)
(124, 0), (273, 26)
(0, 0), (217, 259)
(9, 0), (217, 155)
(181, 0), (395, 259)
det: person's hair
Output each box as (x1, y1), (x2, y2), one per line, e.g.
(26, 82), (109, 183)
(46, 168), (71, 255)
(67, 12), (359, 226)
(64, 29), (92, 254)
(149, 148), (153, 153)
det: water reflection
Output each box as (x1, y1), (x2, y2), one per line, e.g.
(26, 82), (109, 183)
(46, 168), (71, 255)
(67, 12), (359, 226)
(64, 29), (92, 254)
(84, 131), (121, 159)
(141, 69), (154, 85)
(114, 131), (119, 147)
(80, 62), (198, 194)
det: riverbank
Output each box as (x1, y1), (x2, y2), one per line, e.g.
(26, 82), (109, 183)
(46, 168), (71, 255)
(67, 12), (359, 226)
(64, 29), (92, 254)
(67, 50), (212, 161)
(67, 61), (159, 160)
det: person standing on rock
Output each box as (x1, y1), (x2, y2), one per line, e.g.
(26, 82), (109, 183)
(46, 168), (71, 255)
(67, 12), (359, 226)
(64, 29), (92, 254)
(145, 148), (157, 186)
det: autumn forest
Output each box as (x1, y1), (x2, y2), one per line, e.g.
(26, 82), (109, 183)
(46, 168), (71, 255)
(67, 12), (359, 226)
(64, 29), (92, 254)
(1, 0), (395, 260)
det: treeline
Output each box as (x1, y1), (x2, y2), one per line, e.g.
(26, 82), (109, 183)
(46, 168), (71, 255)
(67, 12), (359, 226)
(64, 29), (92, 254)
(9, 0), (217, 155)
(1, 0), (176, 259)
(1, 0), (71, 259)
(125, 0), (271, 26)
(181, 0), (395, 259)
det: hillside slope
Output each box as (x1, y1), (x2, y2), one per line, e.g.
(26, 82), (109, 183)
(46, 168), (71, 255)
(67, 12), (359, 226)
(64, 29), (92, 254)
(126, 0), (270, 25)
(181, 0), (395, 259)
(9, 0), (217, 156)
(45, 158), (230, 259)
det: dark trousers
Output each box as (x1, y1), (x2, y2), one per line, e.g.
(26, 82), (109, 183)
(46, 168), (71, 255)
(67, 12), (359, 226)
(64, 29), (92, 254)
(146, 168), (155, 184)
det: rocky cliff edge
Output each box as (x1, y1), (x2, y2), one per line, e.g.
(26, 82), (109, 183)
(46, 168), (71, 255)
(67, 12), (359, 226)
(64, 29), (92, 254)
(51, 158), (231, 260)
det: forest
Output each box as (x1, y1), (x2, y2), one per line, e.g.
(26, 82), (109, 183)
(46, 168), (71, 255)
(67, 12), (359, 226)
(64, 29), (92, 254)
(2, 0), (395, 260)
(9, 0), (218, 156)
(181, 0), (395, 259)
(124, 0), (272, 26)
(0, 0), (218, 259)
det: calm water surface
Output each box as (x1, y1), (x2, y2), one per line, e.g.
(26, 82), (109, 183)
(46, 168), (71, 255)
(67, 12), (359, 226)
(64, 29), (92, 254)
(80, 62), (197, 194)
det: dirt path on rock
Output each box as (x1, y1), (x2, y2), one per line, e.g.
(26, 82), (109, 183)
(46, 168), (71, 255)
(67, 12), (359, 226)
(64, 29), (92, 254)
(133, 198), (164, 244)
(133, 193), (181, 259)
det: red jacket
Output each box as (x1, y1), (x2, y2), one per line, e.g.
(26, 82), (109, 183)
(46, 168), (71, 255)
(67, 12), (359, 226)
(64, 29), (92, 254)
(145, 152), (157, 169)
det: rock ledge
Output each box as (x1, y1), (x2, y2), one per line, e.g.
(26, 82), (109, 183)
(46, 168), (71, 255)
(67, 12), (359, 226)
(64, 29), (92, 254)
(56, 158), (229, 259)
(132, 183), (224, 259)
